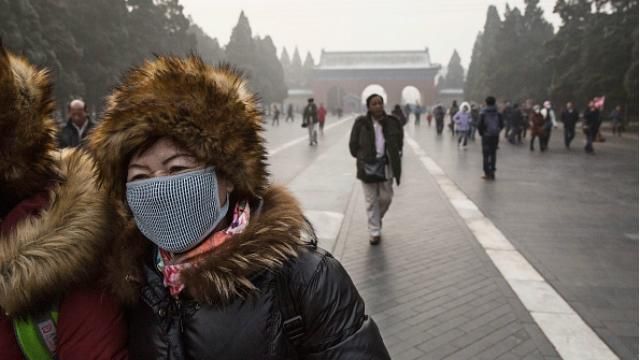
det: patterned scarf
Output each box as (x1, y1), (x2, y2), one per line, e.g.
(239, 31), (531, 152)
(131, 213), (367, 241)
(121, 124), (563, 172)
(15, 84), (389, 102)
(158, 200), (250, 297)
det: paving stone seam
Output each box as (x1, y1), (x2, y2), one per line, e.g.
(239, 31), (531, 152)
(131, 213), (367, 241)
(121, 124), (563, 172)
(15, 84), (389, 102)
(405, 133), (621, 360)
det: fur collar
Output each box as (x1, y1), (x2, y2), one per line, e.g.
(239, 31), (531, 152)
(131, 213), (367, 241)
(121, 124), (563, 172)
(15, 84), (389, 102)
(106, 185), (313, 305)
(0, 149), (119, 316)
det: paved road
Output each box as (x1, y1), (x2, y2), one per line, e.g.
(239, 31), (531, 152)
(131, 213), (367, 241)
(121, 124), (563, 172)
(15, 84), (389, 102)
(406, 121), (638, 359)
(262, 115), (638, 359)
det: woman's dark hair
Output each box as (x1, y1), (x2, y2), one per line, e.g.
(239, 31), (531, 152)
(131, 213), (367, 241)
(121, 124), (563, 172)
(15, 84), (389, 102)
(366, 93), (384, 108)
(485, 96), (496, 106)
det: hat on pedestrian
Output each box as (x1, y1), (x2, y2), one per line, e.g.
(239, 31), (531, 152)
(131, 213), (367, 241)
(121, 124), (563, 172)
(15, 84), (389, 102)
(0, 43), (59, 208)
(89, 55), (269, 202)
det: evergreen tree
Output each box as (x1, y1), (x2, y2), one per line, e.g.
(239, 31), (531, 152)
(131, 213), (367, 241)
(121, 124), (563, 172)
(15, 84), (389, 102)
(290, 47), (303, 88)
(302, 51), (315, 87)
(464, 32), (484, 101)
(253, 35), (287, 104)
(189, 23), (225, 64)
(225, 10), (255, 78)
(444, 50), (464, 89)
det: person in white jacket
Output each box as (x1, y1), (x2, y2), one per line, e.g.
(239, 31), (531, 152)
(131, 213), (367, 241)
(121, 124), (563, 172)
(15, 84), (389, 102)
(453, 102), (472, 149)
(540, 100), (557, 151)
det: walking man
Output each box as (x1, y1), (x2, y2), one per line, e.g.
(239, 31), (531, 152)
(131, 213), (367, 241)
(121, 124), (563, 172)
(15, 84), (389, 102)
(584, 100), (600, 154)
(478, 96), (503, 180)
(561, 102), (579, 148)
(433, 105), (446, 135)
(303, 98), (318, 145)
(318, 102), (327, 134)
(285, 103), (294, 122)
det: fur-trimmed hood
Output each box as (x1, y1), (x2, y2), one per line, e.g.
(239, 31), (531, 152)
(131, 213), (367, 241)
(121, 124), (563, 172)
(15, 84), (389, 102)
(0, 43), (58, 215)
(88, 55), (269, 202)
(105, 185), (312, 305)
(0, 149), (121, 316)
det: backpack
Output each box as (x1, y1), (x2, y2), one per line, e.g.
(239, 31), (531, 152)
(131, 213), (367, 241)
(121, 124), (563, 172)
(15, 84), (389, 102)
(484, 111), (502, 136)
(13, 305), (59, 360)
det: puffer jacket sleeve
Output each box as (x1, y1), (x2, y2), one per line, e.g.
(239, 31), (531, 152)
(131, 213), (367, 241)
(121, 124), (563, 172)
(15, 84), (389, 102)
(294, 250), (390, 360)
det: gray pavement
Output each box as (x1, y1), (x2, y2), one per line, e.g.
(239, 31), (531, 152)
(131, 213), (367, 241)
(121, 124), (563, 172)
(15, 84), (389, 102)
(406, 121), (638, 359)
(263, 115), (638, 359)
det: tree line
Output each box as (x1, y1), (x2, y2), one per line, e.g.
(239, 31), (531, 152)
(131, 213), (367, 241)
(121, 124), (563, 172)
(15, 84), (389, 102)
(465, 0), (638, 118)
(1, 1), (288, 113)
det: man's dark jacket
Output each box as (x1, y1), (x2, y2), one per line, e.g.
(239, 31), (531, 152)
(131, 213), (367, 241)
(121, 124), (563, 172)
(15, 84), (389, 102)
(349, 113), (403, 185)
(59, 118), (94, 148)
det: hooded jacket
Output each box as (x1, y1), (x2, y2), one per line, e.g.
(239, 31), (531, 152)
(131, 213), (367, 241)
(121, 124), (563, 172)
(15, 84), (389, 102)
(88, 55), (390, 359)
(0, 44), (126, 359)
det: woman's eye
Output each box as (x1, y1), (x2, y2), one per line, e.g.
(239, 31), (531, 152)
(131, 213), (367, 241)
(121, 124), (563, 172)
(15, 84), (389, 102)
(169, 166), (189, 174)
(128, 174), (148, 182)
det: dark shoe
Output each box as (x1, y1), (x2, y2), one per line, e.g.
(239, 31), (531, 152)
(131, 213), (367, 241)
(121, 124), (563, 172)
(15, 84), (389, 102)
(370, 235), (381, 245)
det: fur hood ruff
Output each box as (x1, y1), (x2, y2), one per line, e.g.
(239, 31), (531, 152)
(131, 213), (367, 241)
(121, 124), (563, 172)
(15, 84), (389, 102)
(0, 149), (118, 316)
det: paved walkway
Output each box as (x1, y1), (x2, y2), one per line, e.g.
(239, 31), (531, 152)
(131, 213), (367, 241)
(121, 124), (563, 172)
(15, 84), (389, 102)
(264, 115), (637, 359)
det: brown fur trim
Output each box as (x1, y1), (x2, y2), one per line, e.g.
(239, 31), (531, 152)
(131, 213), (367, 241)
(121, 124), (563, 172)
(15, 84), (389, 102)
(0, 43), (59, 215)
(107, 185), (310, 306)
(0, 149), (118, 316)
(88, 55), (269, 203)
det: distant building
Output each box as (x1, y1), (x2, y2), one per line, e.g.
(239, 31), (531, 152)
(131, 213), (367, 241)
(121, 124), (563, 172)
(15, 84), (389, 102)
(311, 49), (441, 112)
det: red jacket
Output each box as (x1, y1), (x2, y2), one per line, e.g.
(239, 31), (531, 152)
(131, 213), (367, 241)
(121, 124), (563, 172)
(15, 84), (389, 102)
(0, 151), (128, 359)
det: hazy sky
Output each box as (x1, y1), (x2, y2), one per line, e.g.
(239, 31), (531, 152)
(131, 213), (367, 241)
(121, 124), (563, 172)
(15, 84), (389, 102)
(181, 0), (561, 70)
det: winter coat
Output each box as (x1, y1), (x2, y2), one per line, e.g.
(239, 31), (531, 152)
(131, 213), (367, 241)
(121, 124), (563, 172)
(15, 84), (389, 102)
(107, 187), (390, 360)
(510, 110), (524, 130)
(0, 150), (127, 360)
(318, 106), (327, 123)
(477, 105), (504, 137)
(453, 111), (472, 131)
(58, 119), (95, 148)
(561, 109), (579, 128)
(529, 112), (545, 136)
(303, 103), (318, 124)
(349, 113), (403, 185)
(391, 108), (407, 126)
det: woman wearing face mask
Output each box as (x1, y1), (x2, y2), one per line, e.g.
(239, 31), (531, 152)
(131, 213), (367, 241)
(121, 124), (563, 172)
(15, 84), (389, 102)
(88, 55), (390, 359)
(349, 94), (403, 245)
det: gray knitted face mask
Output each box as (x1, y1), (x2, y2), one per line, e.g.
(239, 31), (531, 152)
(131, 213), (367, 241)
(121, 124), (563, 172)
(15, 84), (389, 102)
(126, 167), (229, 253)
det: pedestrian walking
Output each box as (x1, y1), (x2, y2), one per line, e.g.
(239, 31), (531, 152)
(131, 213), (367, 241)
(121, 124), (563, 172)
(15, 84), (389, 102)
(540, 100), (557, 151)
(454, 102), (472, 149)
(449, 100), (459, 136)
(285, 103), (294, 122)
(318, 102), (327, 134)
(0, 44), (127, 360)
(584, 100), (600, 154)
(502, 101), (513, 140)
(404, 103), (412, 119)
(349, 94), (403, 245)
(508, 103), (524, 144)
(469, 103), (480, 140)
(392, 104), (408, 126)
(434, 104), (446, 135)
(561, 102), (579, 148)
(478, 96), (504, 180)
(529, 105), (545, 152)
(58, 99), (95, 148)
(303, 98), (318, 145)
(272, 104), (280, 126)
(414, 102), (421, 125)
(88, 54), (391, 359)
(609, 105), (624, 136)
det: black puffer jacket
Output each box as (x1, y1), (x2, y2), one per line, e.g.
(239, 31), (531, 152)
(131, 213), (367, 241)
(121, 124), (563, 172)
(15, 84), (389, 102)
(128, 246), (389, 359)
(108, 187), (390, 360)
(349, 113), (403, 185)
